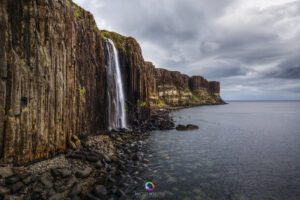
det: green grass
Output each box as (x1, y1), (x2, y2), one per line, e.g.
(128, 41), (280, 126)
(155, 98), (167, 108)
(137, 100), (147, 108)
(92, 23), (99, 32)
(101, 30), (130, 54)
(73, 4), (82, 19)
(190, 94), (200, 103)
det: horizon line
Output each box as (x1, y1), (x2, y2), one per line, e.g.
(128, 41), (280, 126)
(224, 100), (300, 101)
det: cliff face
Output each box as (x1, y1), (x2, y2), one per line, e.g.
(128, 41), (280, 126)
(154, 71), (222, 107)
(154, 69), (192, 106)
(0, 0), (107, 164)
(101, 31), (153, 123)
(0, 0), (223, 164)
(102, 31), (224, 109)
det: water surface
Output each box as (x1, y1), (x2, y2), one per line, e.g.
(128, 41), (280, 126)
(133, 101), (300, 200)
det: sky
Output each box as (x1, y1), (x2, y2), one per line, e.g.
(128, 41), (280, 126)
(73, 0), (300, 100)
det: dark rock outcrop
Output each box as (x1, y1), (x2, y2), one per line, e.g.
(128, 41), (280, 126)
(0, 0), (108, 164)
(155, 68), (190, 89)
(176, 124), (199, 131)
(0, 0), (224, 164)
(209, 81), (220, 94)
(189, 76), (209, 91)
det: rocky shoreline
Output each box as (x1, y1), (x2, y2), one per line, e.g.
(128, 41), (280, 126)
(0, 110), (175, 200)
(0, 0), (224, 166)
(0, 132), (151, 200)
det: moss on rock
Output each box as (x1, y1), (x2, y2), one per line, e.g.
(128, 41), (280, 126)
(73, 3), (84, 21)
(78, 85), (86, 103)
(101, 30), (128, 53)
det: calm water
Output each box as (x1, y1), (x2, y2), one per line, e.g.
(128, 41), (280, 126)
(132, 101), (300, 200)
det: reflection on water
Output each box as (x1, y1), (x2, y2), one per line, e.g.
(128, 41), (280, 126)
(132, 101), (300, 200)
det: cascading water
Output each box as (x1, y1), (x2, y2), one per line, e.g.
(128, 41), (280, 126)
(105, 38), (127, 130)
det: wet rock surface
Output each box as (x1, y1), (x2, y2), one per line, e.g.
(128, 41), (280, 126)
(0, 130), (151, 200)
(138, 109), (175, 131)
(176, 124), (199, 131)
(0, 0), (224, 166)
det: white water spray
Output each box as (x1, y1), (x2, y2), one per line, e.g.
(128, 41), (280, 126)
(105, 39), (127, 130)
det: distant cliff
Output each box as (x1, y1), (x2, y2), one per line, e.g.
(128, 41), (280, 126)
(101, 31), (224, 109)
(0, 0), (224, 164)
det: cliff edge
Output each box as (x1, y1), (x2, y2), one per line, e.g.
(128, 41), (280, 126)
(0, 0), (224, 164)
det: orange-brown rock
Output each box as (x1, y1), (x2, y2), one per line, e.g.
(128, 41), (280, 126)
(189, 76), (209, 91)
(155, 69), (190, 90)
(0, 0), (106, 164)
(0, 0), (224, 165)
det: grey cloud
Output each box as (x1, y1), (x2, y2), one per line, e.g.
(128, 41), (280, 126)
(199, 31), (284, 65)
(287, 87), (300, 93)
(202, 65), (249, 79)
(188, 59), (251, 79)
(264, 54), (300, 79)
(74, 0), (300, 100)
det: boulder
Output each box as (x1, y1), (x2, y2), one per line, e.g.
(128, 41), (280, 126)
(175, 125), (186, 131)
(3, 195), (22, 200)
(51, 168), (72, 178)
(5, 175), (20, 185)
(69, 183), (82, 197)
(93, 185), (108, 196)
(75, 167), (92, 179)
(39, 176), (53, 189)
(0, 167), (14, 179)
(186, 124), (199, 130)
(176, 124), (199, 131)
(0, 186), (10, 195)
(10, 182), (24, 193)
(68, 135), (81, 151)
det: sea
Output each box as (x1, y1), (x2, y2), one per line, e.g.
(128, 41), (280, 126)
(131, 101), (300, 200)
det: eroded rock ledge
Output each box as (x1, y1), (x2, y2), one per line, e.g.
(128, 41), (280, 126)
(0, 0), (224, 165)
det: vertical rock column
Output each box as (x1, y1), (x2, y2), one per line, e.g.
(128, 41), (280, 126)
(0, 0), (106, 164)
(0, 0), (8, 157)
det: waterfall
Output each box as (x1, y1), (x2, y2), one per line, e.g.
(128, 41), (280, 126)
(105, 39), (127, 130)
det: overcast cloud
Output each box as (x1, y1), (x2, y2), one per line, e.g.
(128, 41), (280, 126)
(74, 0), (300, 100)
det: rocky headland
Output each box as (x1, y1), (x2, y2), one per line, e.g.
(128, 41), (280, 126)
(0, 0), (224, 199)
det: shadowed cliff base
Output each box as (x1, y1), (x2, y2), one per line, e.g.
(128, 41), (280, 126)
(0, 0), (226, 199)
(0, 0), (223, 164)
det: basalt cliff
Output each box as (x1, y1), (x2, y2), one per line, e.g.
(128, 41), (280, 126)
(0, 0), (224, 164)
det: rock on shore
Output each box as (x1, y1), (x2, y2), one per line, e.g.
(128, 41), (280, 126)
(0, 0), (224, 165)
(176, 124), (199, 131)
(0, 131), (150, 200)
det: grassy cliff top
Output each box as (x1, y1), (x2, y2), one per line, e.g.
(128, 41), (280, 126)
(101, 30), (129, 41)
(101, 30), (129, 52)
(101, 30), (141, 56)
